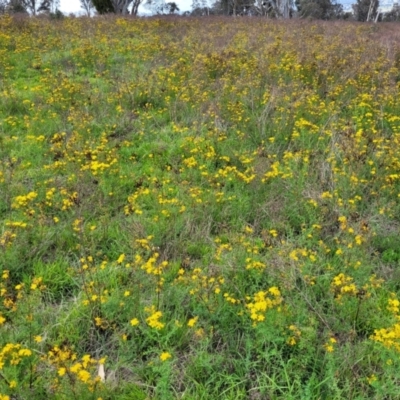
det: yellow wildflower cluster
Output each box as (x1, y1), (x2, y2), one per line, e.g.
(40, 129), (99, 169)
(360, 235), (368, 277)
(371, 295), (400, 352)
(0, 343), (32, 366)
(0, 231), (17, 248)
(324, 337), (337, 353)
(245, 258), (266, 270)
(140, 253), (168, 276)
(287, 325), (302, 346)
(160, 352), (172, 361)
(387, 298), (400, 314)
(331, 273), (358, 300)
(187, 316), (198, 327)
(47, 346), (103, 389)
(145, 305), (165, 330)
(12, 191), (37, 209)
(371, 322), (400, 352)
(135, 236), (154, 251)
(246, 287), (283, 324)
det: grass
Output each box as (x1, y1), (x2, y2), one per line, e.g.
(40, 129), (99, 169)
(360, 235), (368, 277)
(1, 13), (400, 399)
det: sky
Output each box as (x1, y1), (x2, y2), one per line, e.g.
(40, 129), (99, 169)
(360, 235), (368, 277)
(58, 0), (193, 15)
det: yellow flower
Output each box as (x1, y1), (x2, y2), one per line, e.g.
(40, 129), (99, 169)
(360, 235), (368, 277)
(117, 254), (125, 264)
(34, 336), (42, 343)
(160, 352), (172, 361)
(325, 344), (334, 353)
(287, 337), (296, 346)
(82, 354), (92, 368)
(70, 363), (82, 373)
(269, 229), (278, 237)
(9, 380), (17, 388)
(244, 226), (253, 234)
(268, 287), (281, 296)
(324, 337), (337, 353)
(195, 328), (205, 338)
(146, 310), (165, 330)
(187, 316), (198, 327)
(58, 367), (67, 377)
(78, 370), (91, 383)
(321, 191), (333, 199)
(130, 318), (139, 326)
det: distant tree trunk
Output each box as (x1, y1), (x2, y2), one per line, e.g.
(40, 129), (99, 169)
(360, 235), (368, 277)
(353, 0), (378, 21)
(131, 0), (142, 14)
(366, 0), (377, 21)
(22, 0), (37, 15)
(111, 0), (133, 13)
(282, 1), (290, 17)
(80, 0), (94, 16)
(270, 0), (293, 18)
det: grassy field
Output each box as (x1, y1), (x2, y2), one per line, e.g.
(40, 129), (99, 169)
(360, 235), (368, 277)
(2, 14), (400, 399)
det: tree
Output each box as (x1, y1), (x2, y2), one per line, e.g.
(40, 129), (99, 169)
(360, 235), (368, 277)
(352, 0), (379, 21)
(110, 0), (133, 13)
(0, 0), (9, 13)
(37, 0), (51, 12)
(80, 0), (94, 16)
(382, 3), (400, 21)
(92, 0), (143, 14)
(6, 0), (28, 13)
(165, 1), (179, 12)
(212, 0), (256, 16)
(130, 0), (142, 15)
(191, 0), (211, 15)
(91, 0), (116, 13)
(255, 0), (294, 18)
(15, 0), (59, 15)
(296, 0), (343, 19)
(144, 0), (166, 14)
(276, 0), (294, 17)
(49, 7), (64, 18)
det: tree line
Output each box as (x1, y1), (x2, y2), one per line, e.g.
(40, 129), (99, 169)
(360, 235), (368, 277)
(0, 0), (60, 15)
(1, 0), (400, 22)
(0, 0), (180, 16)
(192, 0), (400, 21)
